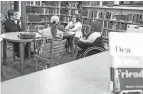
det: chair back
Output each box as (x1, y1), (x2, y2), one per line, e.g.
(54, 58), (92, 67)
(51, 39), (66, 58)
(38, 39), (66, 59)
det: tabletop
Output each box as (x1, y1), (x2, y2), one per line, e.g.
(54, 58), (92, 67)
(1, 32), (41, 42)
(2, 51), (111, 94)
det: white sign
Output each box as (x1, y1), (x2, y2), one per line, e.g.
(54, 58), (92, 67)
(109, 32), (143, 56)
(126, 24), (143, 33)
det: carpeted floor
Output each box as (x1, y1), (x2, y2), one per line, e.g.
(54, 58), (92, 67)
(1, 49), (77, 82)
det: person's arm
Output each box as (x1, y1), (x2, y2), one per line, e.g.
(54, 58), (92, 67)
(65, 22), (73, 31)
(71, 22), (82, 32)
(80, 32), (101, 43)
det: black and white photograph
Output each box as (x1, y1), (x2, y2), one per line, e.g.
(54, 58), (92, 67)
(0, 1), (143, 94)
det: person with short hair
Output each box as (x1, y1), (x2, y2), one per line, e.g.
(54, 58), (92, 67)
(2, 10), (21, 58)
(77, 20), (102, 50)
(3, 9), (21, 33)
(3, 9), (30, 59)
(64, 14), (83, 55)
(39, 15), (63, 40)
(65, 14), (83, 39)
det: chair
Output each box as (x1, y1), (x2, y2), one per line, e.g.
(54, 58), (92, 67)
(76, 36), (105, 59)
(34, 38), (66, 71)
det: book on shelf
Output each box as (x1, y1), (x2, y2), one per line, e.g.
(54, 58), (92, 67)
(98, 11), (104, 19)
(88, 10), (93, 18)
(82, 18), (89, 25)
(93, 11), (98, 19)
(35, 1), (41, 6)
(89, 19), (93, 26)
(104, 21), (108, 28)
(116, 22), (121, 30)
(28, 15), (41, 22)
(82, 1), (90, 6)
(90, 1), (100, 6)
(102, 29), (109, 38)
(82, 9), (88, 17)
(105, 12), (111, 20)
(83, 26), (90, 35)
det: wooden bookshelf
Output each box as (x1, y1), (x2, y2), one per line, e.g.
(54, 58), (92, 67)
(81, 1), (143, 50)
(21, 1), (82, 31)
(21, 1), (143, 50)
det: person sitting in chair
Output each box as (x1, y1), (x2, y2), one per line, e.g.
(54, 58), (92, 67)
(2, 9), (31, 59)
(38, 15), (63, 40)
(77, 20), (102, 50)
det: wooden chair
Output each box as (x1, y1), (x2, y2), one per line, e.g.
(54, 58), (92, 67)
(34, 38), (66, 71)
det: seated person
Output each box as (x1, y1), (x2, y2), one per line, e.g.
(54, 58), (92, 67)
(3, 9), (30, 59)
(38, 15), (63, 41)
(65, 14), (82, 39)
(77, 20), (102, 50)
(64, 14), (82, 55)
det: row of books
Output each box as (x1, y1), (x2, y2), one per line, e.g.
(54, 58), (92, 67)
(102, 30), (109, 38)
(83, 9), (143, 24)
(107, 13), (143, 24)
(60, 16), (70, 22)
(60, 1), (81, 8)
(82, 9), (143, 24)
(82, 10), (104, 19)
(82, 1), (101, 6)
(27, 15), (53, 22)
(82, 18), (89, 25)
(26, 24), (48, 31)
(104, 21), (128, 30)
(26, 1), (59, 7)
(60, 9), (79, 16)
(26, 7), (59, 14)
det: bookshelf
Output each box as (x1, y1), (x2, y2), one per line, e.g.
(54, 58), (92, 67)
(21, 1), (143, 50)
(81, 1), (143, 50)
(22, 1), (82, 31)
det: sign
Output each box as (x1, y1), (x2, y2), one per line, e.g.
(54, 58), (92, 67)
(109, 32), (143, 94)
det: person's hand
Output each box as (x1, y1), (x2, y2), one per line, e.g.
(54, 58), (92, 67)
(69, 24), (75, 29)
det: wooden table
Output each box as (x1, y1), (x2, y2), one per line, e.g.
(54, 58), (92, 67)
(2, 51), (111, 94)
(1, 32), (41, 74)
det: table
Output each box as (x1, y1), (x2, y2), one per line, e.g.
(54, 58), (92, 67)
(2, 51), (111, 94)
(1, 32), (41, 74)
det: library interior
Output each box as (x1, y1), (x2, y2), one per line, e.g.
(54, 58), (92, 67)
(0, 1), (143, 88)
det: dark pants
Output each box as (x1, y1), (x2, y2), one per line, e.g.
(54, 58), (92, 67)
(63, 35), (74, 50)
(13, 42), (29, 58)
(77, 41), (91, 50)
